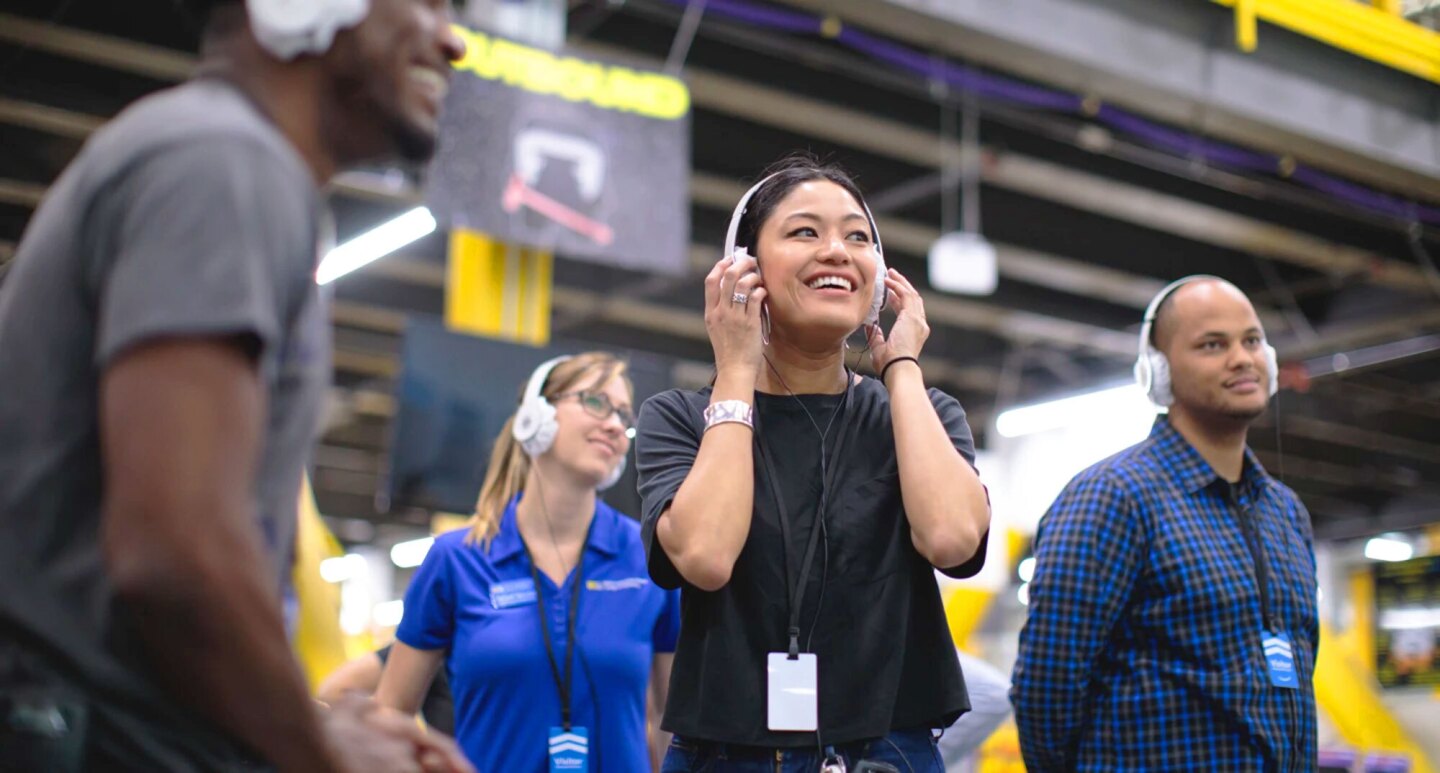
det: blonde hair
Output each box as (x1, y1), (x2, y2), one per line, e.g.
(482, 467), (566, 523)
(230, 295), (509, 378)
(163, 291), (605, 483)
(465, 352), (631, 547)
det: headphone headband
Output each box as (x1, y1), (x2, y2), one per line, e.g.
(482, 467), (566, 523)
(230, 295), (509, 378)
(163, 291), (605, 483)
(723, 171), (887, 326)
(722, 173), (884, 259)
(513, 354), (626, 489)
(246, 0), (370, 60)
(1138, 274), (1224, 356)
(1135, 274), (1278, 407)
(521, 356), (571, 406)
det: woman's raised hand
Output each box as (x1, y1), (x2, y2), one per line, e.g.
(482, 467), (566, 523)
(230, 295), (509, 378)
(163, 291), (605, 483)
(867, 268), (930, 375)
(704, 251), (767, 380)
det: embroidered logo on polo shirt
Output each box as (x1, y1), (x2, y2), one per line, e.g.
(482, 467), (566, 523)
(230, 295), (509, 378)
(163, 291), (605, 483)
(490, 578), (538, 608)
(584, 577), (649, 591)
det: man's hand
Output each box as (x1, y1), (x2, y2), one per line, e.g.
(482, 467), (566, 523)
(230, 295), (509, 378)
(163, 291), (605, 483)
(323, 696), (474, 773)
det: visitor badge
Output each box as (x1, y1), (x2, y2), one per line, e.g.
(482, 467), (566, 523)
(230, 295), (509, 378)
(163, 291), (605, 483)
(767, 652), (818, 731)
(1262, 631), (1299, 689)
(548, 726), (588, 773)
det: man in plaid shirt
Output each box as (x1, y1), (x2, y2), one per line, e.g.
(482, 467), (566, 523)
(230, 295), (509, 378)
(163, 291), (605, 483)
(1011, 277), (1319, 772)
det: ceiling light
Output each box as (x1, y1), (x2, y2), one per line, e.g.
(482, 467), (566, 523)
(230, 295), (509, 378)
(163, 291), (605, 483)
(372, 599), (406, 628)
(319, 553), (368, 583)
(996, 384), (1151, 438)
(1017, 556), (1036, 583)
(928, 231), (997, 295)
(391, 536), (435, 569)
(1364, 535), (1415, 563)
(316, 207), (436, 285)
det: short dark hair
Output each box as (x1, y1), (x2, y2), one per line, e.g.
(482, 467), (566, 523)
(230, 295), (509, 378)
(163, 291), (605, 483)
(733, 152), (874, 257)
(201, 1), (247, 45)
(173, 0), (244, 49)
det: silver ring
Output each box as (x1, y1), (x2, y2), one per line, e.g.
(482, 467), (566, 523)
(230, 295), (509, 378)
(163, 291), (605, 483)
(731, 292), (749, 305)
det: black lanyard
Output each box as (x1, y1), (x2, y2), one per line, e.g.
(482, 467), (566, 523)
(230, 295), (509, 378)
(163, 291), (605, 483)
(1222, 481), (1278, 632)
(523, 529), (589, 731)
(752, 384), (850, 659)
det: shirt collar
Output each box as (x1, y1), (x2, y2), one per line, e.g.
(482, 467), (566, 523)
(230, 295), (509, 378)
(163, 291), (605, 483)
(1149, 416), (1273, 495)
(487, 493), (623, 564)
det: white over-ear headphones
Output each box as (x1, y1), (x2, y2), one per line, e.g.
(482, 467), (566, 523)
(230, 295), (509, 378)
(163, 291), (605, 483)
(722, 172), (889, 328)
(1134, 274), (1279, 408)
(512, 356), (626, 491)
(246, 0), (370, 60)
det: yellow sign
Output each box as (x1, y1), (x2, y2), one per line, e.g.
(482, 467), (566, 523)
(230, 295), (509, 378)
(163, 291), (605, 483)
(446, 228), (553, 345)
(451, 26), (690, 120)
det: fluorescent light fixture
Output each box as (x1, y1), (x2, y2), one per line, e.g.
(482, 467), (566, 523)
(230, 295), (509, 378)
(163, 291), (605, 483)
(372, 599), (406, 628)
(1364, 535), (1415, 563)
(339, 580), (372, 635)
(391, 536), (435, 569)
(1379, 608), (1440, 631)
(316, 206), (436, 285)
(1017, 582), (1030, 606)
(996, 384), (1151, 439)
(928, 231), (998, 295)
(319, 553), (368, 583)
(1017, 557), (1036, 583)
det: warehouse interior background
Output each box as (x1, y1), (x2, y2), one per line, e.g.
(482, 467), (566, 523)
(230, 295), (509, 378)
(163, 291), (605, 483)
(2, 0), (1439, 769)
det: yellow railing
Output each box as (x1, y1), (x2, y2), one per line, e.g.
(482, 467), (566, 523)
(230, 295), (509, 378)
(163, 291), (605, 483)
(1311, 569), (1438, 773)
(1212, 0), (1440, 83)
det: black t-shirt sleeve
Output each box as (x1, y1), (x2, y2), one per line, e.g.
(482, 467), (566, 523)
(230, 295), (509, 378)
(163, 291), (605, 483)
(634, 389), (702, 590)
(928, 388), (990, 579)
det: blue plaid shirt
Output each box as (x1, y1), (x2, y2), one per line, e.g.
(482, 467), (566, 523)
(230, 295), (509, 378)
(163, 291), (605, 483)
(1012, 417), (1319, 772)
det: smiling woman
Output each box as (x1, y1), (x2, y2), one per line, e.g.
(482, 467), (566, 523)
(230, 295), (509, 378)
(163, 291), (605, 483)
(376, 352), (681, 773)
(633, 154), (993, 772)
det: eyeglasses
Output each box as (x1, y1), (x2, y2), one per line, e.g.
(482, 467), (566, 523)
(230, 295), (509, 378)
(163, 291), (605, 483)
(553, 390), (636, 431)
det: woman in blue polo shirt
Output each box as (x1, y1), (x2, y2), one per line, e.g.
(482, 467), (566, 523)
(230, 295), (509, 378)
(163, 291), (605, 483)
(377, 352), (681, 772)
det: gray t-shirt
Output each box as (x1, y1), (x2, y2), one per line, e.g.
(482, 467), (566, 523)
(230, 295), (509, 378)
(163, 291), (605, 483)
(0, 78), (328, 766)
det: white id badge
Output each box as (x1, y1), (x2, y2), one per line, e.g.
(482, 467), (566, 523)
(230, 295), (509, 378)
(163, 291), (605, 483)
(767, 652), (818, 731)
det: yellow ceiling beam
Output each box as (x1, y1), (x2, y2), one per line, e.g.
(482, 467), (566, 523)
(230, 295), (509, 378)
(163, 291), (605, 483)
(1214, 0), (1440, 83)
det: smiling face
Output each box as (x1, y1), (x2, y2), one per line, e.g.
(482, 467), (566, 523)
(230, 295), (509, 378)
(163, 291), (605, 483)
(325, 0), (465, 164)
(544, 372), (633, 489)
(1158, 280), (1272, 426)
(752, 180), (880, 341)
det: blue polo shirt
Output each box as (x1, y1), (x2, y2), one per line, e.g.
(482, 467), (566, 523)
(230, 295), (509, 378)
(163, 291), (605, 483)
(396, 496), (680, 773)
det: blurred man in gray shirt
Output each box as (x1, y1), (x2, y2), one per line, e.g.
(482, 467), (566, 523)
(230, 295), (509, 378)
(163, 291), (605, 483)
(0, 2), (469, 771)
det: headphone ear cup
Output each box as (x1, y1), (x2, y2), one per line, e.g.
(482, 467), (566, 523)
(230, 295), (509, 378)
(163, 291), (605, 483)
(246, 0), (370, 60)
(1133, 353), (1151, 394)
(1264, 343), (1280, 397)
(597, 452), (627, 492)
(513, 399), (559, 457)
(866, 253), (888, 326)
(1147, 350), (1174, 407)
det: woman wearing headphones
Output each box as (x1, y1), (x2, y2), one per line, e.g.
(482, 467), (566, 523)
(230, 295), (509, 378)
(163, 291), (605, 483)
(377, 352), (681, 773)
(635, 155), (992, 773)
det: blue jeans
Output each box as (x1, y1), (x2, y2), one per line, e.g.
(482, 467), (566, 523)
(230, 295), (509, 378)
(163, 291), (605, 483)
(661, 728), (944, 773)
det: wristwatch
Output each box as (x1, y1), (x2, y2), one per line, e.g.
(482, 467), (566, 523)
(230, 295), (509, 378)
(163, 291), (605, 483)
(703, 399), (753, 431)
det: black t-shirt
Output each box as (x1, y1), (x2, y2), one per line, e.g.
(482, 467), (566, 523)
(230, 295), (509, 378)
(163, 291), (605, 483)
(376, 644), (456, 736)
(635, 375), (988, 747)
